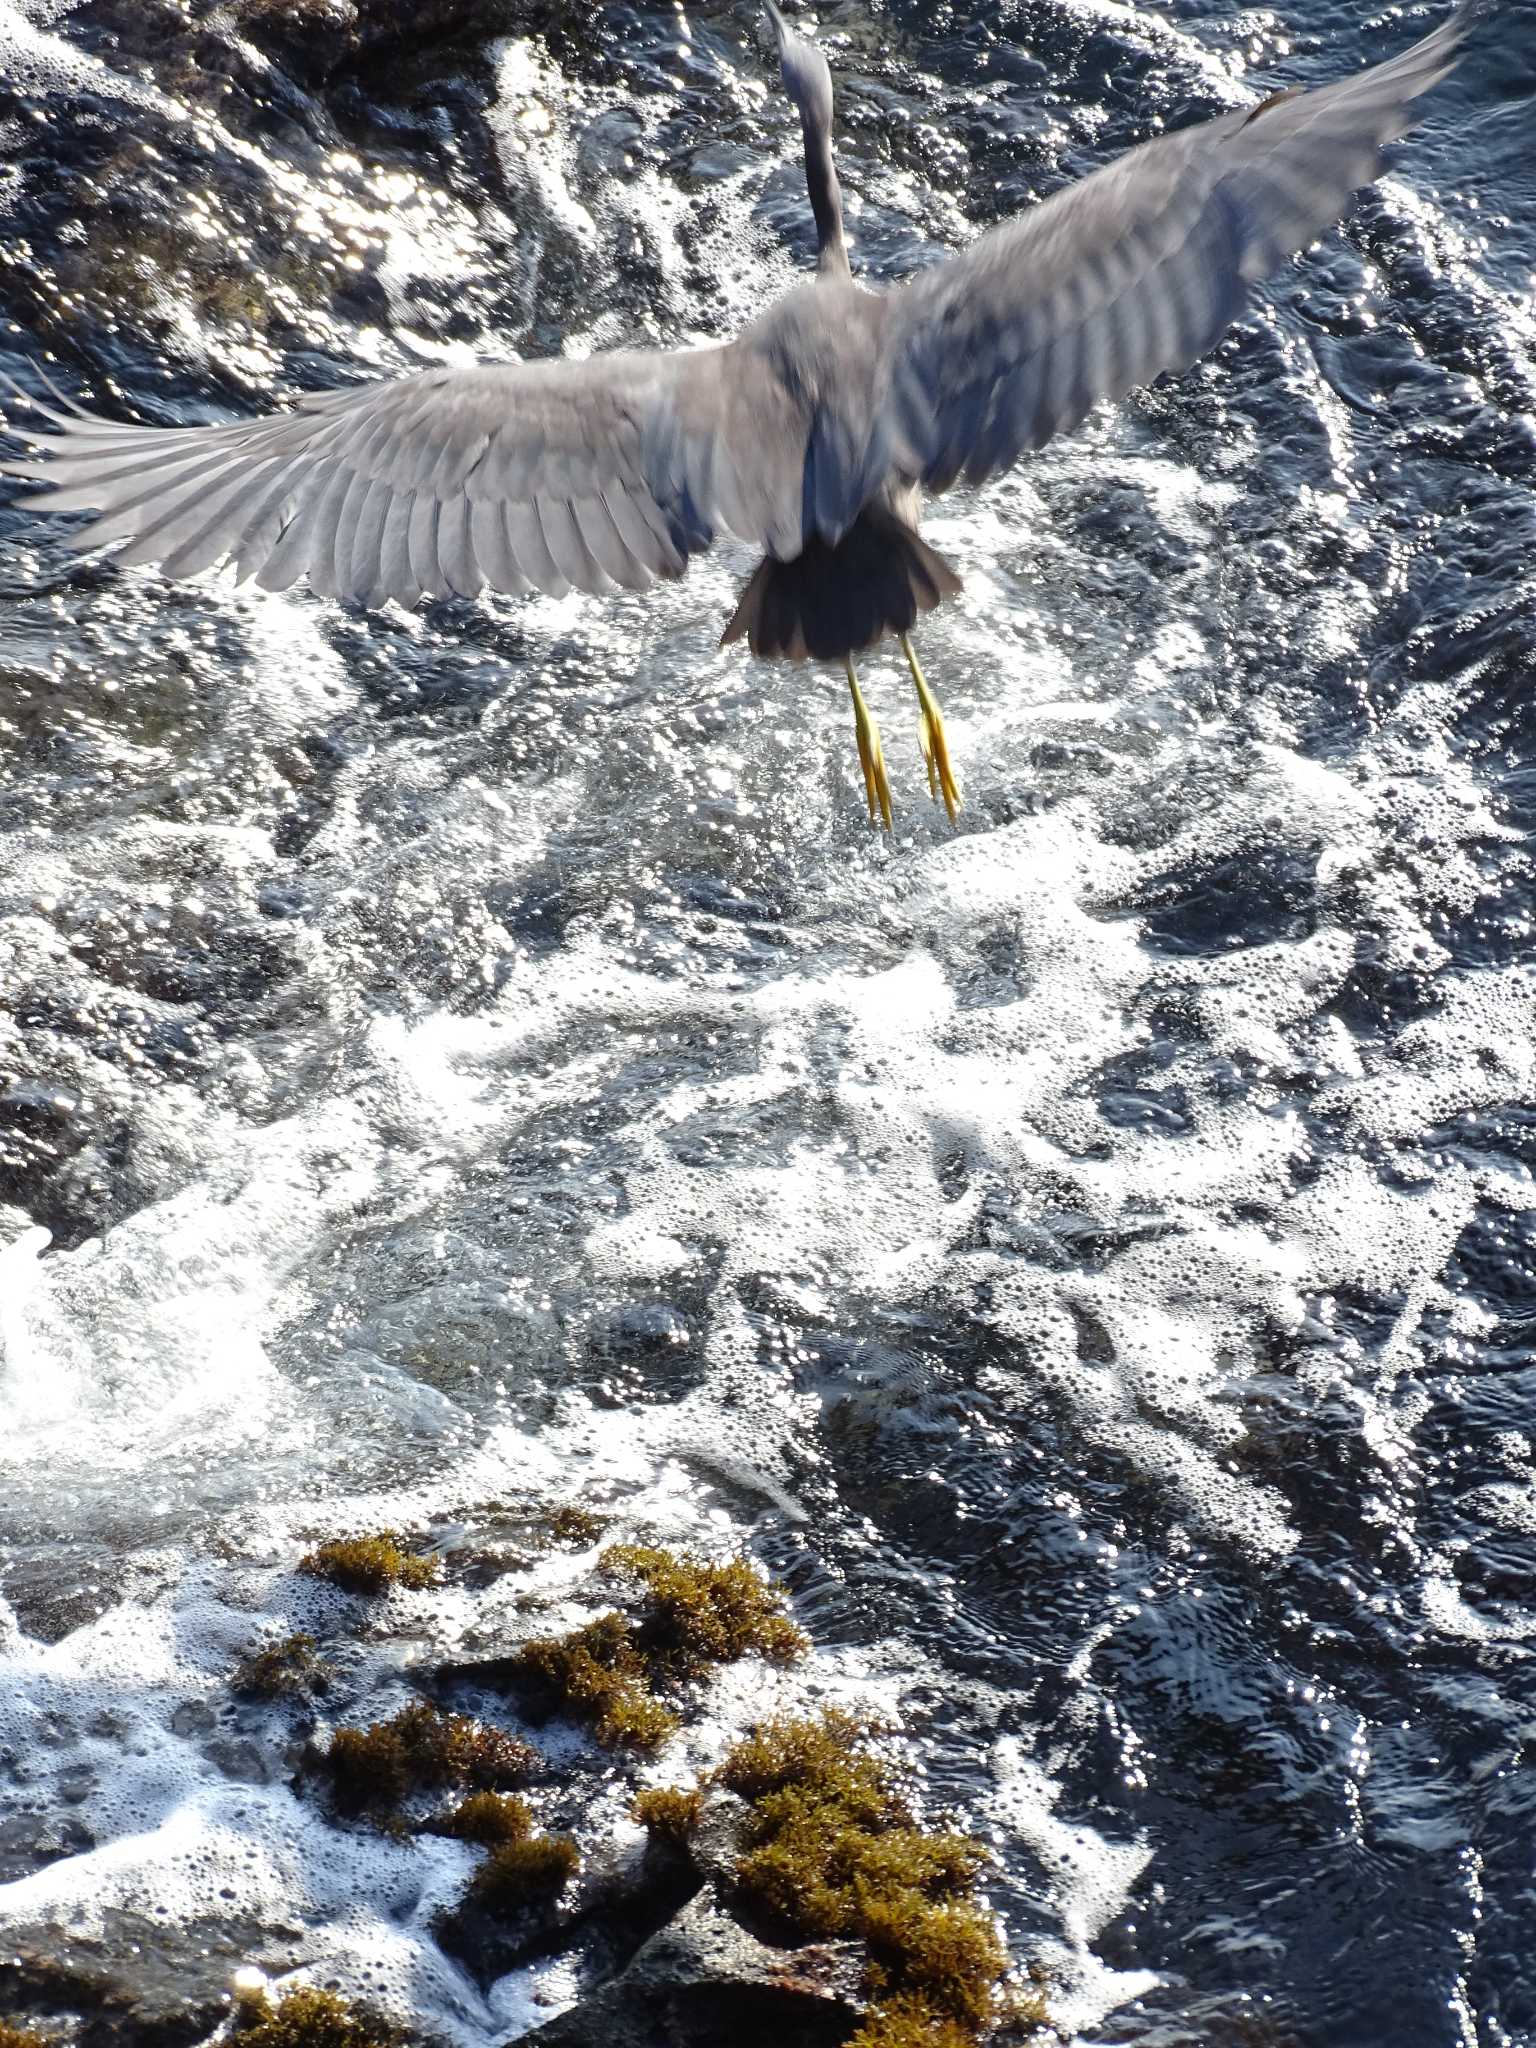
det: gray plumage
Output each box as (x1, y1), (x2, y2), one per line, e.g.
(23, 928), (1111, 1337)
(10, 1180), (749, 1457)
(0, 0), (1478, 664)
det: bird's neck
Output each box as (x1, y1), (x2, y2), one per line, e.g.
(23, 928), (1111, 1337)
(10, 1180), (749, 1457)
(802, 121), (850, 278)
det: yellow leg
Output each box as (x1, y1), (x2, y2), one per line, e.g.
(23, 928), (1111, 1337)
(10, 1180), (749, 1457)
(899, 631), (961, 823)
(845, 656), (892, 831)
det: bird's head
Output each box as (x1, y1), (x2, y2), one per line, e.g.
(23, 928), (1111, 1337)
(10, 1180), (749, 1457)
(763, 0), (835, 139)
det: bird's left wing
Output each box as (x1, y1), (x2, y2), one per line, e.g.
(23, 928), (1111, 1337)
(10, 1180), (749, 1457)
(876, 2), (1476, 494)
(0, 341), (809, 605)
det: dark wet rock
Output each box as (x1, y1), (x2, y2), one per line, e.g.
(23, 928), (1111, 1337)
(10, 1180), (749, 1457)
(590, 1303), (692, 1361)
(227, 0), (563, 90)
(513, 1889), (863, 2048)
(0, 1911), (306, 2048)
(201, 1732), (285, 1784)
(435, 1877), (578, 1990)
(350, 0), (553, 66)
(0, 1806), (95, 1884)
(0, 1546), (131, 1646)
(438, 1790), (706, 1992)
(441, 1540), (540, 1589)
(654, 1785), (746, 1894)
(72, 0), (558, 93)
(577, 107), (648, 186)
(0, 1081), (80, 1131)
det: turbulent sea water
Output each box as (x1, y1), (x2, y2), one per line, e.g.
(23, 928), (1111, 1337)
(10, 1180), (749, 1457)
(1, 0), (1535, 2041)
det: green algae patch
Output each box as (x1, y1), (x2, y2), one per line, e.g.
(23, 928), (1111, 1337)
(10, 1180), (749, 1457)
(509, 1546), (804, 1753)
(631, 1784), (704, 1846)
(512, 1611), (679, 1752)
(542, 1504), (605, 1547)
(231, 1986), (393, 2048)
(431, 1792), (579, 1921)
(860, 1896), (1011, 2035)
(233, 1632), (328, 1700)
(714, 1710), (1033, 2045)
(472, 1832), (580, 1912)
(327, 1701), (538, 1816)
(432, 1790), (536, 1848)
(602, 1544), (809, 1673)
(845, 1996), (979, 2048)
(300, 1534), (440, 1595)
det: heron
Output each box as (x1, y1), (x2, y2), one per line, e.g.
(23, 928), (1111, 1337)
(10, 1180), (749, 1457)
(0, 1), (1478, 829)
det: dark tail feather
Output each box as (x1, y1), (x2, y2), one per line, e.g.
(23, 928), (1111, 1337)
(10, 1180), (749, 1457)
(721, 505), (961, 663)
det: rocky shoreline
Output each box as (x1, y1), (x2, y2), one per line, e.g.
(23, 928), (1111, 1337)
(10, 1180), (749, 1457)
(0, 1517), (1042, 2048)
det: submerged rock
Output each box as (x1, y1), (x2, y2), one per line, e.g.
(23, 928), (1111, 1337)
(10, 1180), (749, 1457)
(514, 1889), (862, 2048)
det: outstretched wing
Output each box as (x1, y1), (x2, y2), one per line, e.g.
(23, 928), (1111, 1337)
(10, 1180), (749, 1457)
(880, 2), (1476, 493)
(0, 340), (812, 605)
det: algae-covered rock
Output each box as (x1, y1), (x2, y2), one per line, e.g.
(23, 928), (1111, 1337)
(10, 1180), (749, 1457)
(533, 1712), (1034, 2048)
(325, 1700), (539, 1816)
(231, 1985), (398, 2048)
(491, 1546), (806, 1753)
(511, 1611), (680, 1752)
(299, 1535), (440, 1596)
(715, 1711), (1021, 2044)
(426, 1787), (580, 1988)
(513, 1888), (863, 2048)
(630, 1785), (704, 1848)
(432, 1817), (581, 1987)
(233, 1632), (329, 1701)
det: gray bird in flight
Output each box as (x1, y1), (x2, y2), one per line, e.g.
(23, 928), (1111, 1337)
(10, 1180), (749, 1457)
(1, 0), (1477, 828)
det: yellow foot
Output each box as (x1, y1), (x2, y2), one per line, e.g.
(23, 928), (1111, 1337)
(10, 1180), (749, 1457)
(846, 656), (892, 831)
(899, 632), (961, 823)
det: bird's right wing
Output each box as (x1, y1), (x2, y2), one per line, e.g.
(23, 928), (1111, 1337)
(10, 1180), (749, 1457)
(0, 339), (811, 605)
(878, 2), (1476, 493)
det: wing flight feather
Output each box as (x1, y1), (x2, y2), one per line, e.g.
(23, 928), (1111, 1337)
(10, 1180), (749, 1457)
(0, 341), (819, 604)
(880, 1), (1476, 492)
